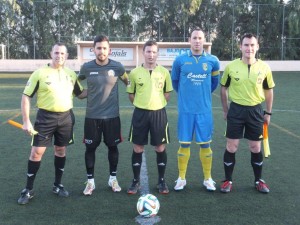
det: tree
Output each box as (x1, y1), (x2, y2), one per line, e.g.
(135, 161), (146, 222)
(0, 0), (299, 60)
(285, 0), (300, 59)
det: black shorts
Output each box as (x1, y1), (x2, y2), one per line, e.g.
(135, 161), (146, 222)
(33, 109), (75, 147)
(226, 102), (264, 141)
(84, 117), (122, 148)
(128, 107), (170, 146)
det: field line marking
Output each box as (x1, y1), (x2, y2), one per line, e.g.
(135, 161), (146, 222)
(135, 151), (161, 224)
(270, 122), (300, 140)
(140, 151), (150, 195)
(0, 112), (21, 126)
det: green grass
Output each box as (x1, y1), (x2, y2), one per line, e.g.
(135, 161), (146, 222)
(0, 72), (300, 225)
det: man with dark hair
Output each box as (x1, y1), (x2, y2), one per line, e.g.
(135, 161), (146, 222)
(220, 33), (275, 193)
(18, 43), (86, 205)
(126, 40), (173, 195)
(78, 35), (128, 195)
(171, 28), (220, 192)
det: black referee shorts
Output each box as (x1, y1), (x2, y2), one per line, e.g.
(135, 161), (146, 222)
(128, 107), (170, 146)
(33, 109), (75, 147)
(226, 102), (264, 141)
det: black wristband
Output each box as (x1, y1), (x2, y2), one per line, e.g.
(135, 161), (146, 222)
(264, 111), (272, 116)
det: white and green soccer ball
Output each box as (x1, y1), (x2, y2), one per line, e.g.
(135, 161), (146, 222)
(136, 194), (160, 218)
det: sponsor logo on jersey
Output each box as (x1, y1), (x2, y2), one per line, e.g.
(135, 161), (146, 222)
(89, 72), (98, 75)
(187, 73), (207, 79)
(187, 72), (208, 85)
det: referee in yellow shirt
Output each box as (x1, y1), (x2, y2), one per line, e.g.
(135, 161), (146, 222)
(126, 40), (173, 195)
(220, 33), (275, 194)
(17, 43), (86, 205)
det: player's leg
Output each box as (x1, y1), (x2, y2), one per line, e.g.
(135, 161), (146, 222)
(177, 144), (190, 180)
(174, 143), (190, 191)
(17, 146), (46, 205)
(53, 145), (69, 197)
(52, 110), (75, 197)
(127, 144), (143, 194)
(82, 118), (101, 195)
(220, 102), (244, 193)
(249, 140), (268, 193)
(194, 113), (216, 191)
(103, 116), (123, 192)
(150, 108), (170, 194)
(127, 108), (149, 194)
(199, 143), (216, 191)
(220, 139), (239, 193)
(245, 104), (269, 193)
(18, 109), (54, 205)
(174, 112), (194, 191)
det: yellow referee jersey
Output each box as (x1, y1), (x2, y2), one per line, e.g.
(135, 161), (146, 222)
(23, 65), (83, 112)
(127, 65), (173, 110)
(220, 59), (275, 106)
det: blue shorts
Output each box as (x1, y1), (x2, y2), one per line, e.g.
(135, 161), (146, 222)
(177, 112), (213, 144)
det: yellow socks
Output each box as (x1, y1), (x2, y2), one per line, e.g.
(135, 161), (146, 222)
(177, 147), (190, 179)
(200, 147), (213, 180)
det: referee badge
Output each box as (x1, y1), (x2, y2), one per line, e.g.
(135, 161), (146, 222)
(202, 63), (208, 71)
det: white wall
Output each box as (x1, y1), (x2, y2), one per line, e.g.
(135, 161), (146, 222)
(0, 59), (299, 72)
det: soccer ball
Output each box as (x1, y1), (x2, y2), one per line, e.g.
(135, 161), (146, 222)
(136, 194), (160, 218)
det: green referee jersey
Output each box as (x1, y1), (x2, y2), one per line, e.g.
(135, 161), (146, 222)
(220, 59), (275, 106)
(127, 65), (173, 110)
(23, 64), (83, 112)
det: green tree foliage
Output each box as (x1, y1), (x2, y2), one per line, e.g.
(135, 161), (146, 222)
(0, 0), (299, 60)
(285, 0), (300, 59)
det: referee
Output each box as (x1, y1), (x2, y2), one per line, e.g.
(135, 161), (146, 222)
(17, 43), (86, 205)
(126, 40), (173, 195)
(220, 33), (275, 193)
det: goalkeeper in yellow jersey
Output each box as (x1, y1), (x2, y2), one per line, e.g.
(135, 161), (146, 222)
(171, 28), (220, 191)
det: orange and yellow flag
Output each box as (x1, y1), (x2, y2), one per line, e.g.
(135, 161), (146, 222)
(263, 123), (271, 158)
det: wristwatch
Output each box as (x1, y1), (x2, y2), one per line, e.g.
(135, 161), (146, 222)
(264, 110), (272, 116)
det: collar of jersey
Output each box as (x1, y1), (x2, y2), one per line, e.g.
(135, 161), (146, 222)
(188, 50), (207, 57)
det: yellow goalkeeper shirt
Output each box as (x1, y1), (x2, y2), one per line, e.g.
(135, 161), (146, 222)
(220, 59), (275, 106)
(127, 65), (173, 110)
(23, 64), (83, 112)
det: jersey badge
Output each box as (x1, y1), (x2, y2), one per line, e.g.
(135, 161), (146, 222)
(108, 70), (115, 77)
(202, 63), (208, 71)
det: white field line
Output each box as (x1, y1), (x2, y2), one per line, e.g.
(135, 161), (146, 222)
(135, 151), (161, 224)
